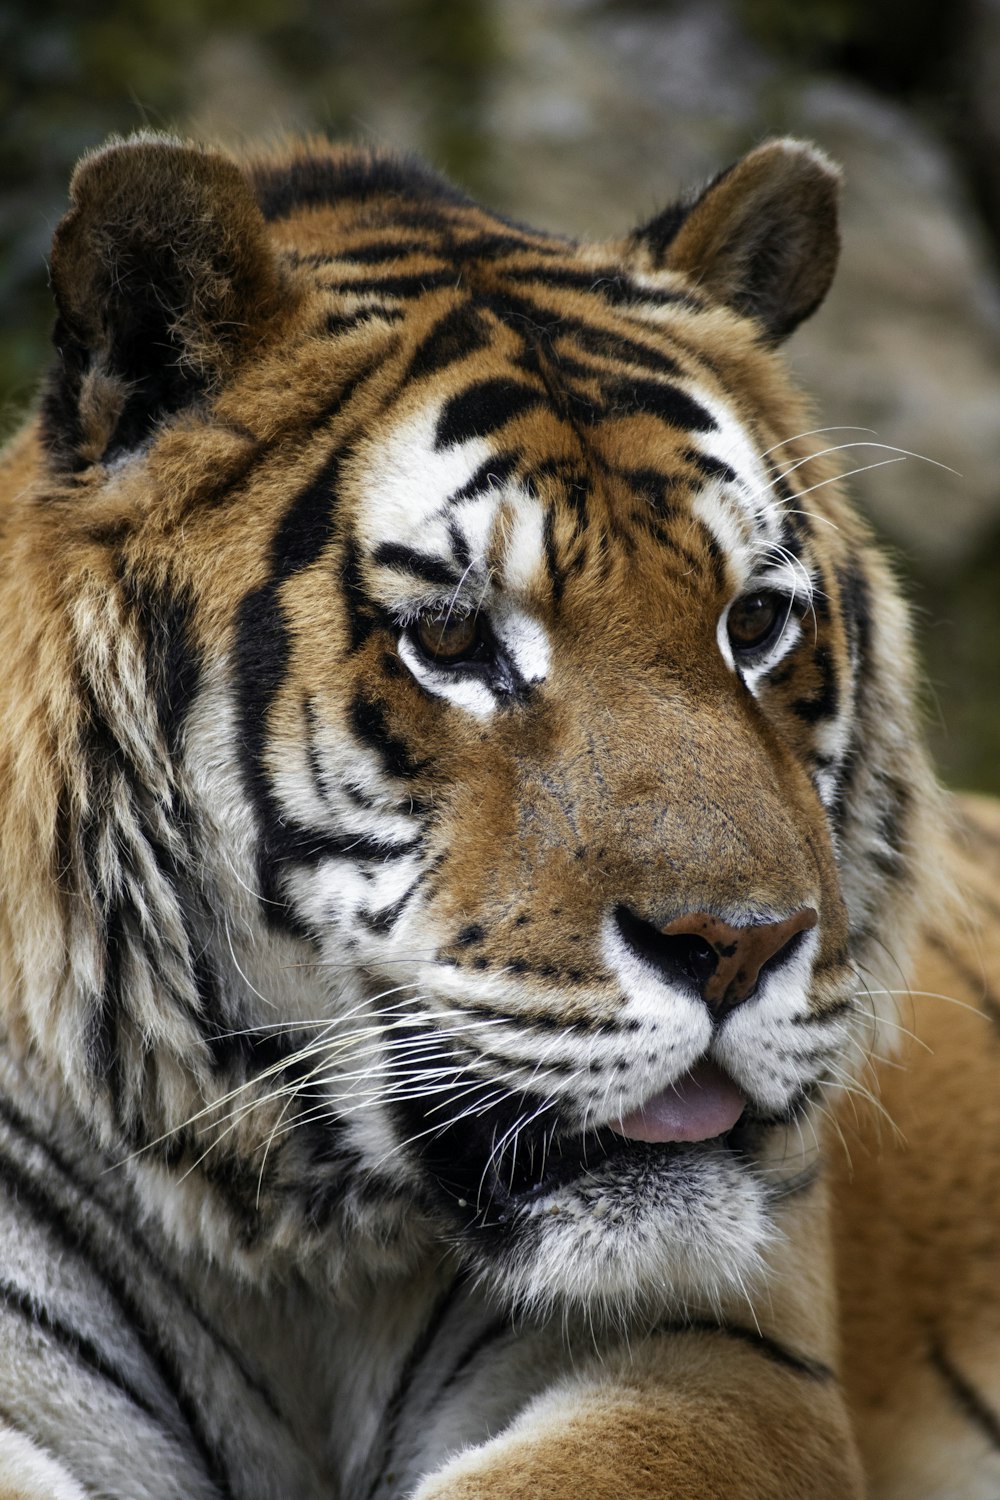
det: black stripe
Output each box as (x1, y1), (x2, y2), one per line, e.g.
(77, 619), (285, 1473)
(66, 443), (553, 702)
(435, 378), (544, 449)
(435, 1314), (511, 1396)
(685, 448), (737, 485)
(600, 376), (716, 433)
(653, 1319), (833, 1381)
(350, 691), (428, 781)
(0, 1110), (235, 1496)
(453, 233), (566, 260)
(503, 263), (703, 310)
(0, 1276), (169, 1430)
(358, 888), (416, 933)
(327, 306), (405, 335)
(543, 503), (563, 607)
(317, 271), (457, 298)
(367, 1280), (466, 1500)
(791, 643), (838, 724)
(232, 582), (300, 928)
(372, 542), (459, 589)
(85, 898), (131, 1111)
(405, 304), (492, 382)
(445, 995), (634, 1036)
(303, 696), (334, 818)
(252, 150), (473, 222)
(449, 452), (520, 503)
(550, 316), (683, 378)
(265, 820), (420, 870)
(930, 1341), (1000, 1449)
(337, 238), (438, 264)
(340, 530), (383, 653)
(120, 573), (203, 768)
(270, 449), (341, 577)
(618, 466), (681, 518)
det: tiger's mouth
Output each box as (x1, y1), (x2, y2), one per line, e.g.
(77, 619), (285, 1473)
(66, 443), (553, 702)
(469, 1120), (750, 1217)
(399, 1063), (799, 1225)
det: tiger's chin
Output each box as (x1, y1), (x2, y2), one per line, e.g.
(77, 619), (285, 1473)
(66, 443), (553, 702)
(451, 1134), (775, 1319)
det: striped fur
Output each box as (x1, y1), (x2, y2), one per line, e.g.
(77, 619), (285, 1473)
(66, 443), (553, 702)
(0, 132), (993, 1499)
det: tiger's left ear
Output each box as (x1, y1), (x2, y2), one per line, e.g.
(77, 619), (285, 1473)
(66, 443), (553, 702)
(45, 132), (292, 469)
(628, 139), (841, 344)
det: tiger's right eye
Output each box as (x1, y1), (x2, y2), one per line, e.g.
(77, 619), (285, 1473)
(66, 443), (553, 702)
(413, 610), (483, 665)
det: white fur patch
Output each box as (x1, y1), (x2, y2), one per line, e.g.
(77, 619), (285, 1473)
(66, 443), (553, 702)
(0, 1423), (88, 1500)
(355, 403), (491, 562)
(499, 494), (547, 594)
(396, 636), (497, 718)
(359, 398), (552, 713)
(600, 911), (712, 1049)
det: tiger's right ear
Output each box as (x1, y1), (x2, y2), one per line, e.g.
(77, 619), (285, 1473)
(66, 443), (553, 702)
(44, 133), (290, 469)
(627, 139), (841, 345)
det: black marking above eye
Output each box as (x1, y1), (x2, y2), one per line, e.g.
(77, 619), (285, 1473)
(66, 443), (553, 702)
(435, 379), (544, 448)
(372, 542), (458, 589)
(727, 590), (794, 660)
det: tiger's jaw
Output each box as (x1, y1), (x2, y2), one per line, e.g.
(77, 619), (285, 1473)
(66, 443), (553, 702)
(387, 1059), (810, 1316)
(486, 1131), (775, 1316)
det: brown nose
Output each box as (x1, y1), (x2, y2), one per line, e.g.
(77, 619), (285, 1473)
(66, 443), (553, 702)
(614, 905), (818, 1018)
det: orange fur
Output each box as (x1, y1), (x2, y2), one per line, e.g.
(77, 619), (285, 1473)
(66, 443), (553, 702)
(0, 133), (995, 1500)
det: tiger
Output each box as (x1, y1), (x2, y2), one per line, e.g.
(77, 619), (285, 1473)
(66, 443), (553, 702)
(0, 126), (997, 1500)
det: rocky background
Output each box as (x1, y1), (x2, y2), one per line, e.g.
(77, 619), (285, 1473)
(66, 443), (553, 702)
(3, 0), (999, 791)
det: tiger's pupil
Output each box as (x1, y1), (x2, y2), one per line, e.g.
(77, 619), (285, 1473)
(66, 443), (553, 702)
(414, 611), (480, 663)
(727, 592), (783, 653)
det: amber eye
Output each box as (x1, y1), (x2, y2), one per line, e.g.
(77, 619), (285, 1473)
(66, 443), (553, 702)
(726, 591), (789, 657)
(413, 610), (483, 664)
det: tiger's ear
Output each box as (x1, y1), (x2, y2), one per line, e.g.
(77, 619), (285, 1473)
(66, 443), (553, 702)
(45, 133), (289, 468)
(629, 139), (841, 344)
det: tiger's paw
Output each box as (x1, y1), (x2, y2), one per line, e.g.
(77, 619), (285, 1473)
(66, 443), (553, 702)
(409, 1391), (686, 1499)
(408, 1375), (863, 1500)
(409, 1395), (719, 1500)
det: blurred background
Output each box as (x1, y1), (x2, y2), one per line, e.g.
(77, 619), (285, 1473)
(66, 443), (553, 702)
(2, 0), (999, 792)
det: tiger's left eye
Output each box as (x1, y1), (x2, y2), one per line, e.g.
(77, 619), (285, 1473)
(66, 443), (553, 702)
(413, 610), (483, 664)
(726, 591), (790, 657)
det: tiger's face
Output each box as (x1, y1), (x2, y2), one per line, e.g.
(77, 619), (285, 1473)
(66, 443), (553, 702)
(220, 323), (855, 1312)
(24, 134), (923, 1314)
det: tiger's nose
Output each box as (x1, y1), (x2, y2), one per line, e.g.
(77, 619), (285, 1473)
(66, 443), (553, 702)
(613, 905), (818, 1019)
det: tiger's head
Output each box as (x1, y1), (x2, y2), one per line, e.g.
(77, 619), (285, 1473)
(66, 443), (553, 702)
(0, 134), (936, 1314)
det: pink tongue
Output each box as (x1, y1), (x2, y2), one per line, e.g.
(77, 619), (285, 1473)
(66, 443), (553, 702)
(608, 1061), (747, 1144)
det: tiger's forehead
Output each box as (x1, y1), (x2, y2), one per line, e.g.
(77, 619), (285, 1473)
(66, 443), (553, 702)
(347, 369), (792, 617)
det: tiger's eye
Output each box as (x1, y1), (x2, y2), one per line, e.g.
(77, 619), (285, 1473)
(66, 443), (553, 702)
(727, 591), (785, 654)
(414, 611), (480, 663)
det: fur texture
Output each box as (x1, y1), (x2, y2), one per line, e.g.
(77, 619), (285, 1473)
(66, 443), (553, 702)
(0, 132), (995, 1499)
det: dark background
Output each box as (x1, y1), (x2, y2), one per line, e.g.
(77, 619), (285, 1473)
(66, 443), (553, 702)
(3, 0), (999, 792)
